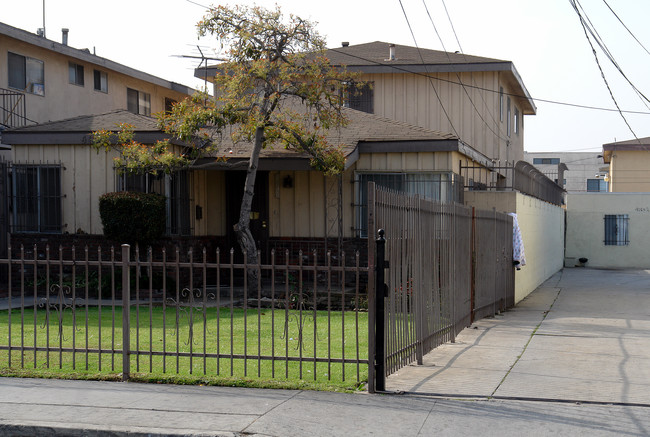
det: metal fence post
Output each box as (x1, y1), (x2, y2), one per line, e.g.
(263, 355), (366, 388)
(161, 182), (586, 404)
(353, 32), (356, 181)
(121, 244), (130, 381)
(375, 229), (387, 392)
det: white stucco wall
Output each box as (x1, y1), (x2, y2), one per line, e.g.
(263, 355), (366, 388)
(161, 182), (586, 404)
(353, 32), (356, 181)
(465, 191), (565, 303)
(514, 193), (565, 302)
(566, 193), (650, 268)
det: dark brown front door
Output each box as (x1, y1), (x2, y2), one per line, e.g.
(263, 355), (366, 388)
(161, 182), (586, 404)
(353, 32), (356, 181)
(225, 171), (269, 262)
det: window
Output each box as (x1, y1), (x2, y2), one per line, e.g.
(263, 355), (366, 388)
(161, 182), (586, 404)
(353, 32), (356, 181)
(127, 88), (151, 116)
(344, 82), (374, 114)
(12, 165), (62, 233)
(69, 62), (84, 86)
(94, 69), (108, 93)
(533, 158), (560, 165)
(587, 178), (608, 192)
(8, 52), (45, 95)
(164, 97), (177, 113)
(116, 170), (191, 235)
(604, 214), (629, 246)
(355, 172), (463, 237)
(506, 97), (511, 136)
(514, 107), (520, 135)
(499, 87), (504, 121)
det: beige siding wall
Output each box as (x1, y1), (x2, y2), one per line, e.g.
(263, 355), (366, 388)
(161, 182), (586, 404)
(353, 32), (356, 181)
(0, 35), (190, 124)
(13, 144), (115, 234)
(566, 193), (650, 268)
(608, 151), (650, 192)
(363, 71), (524, 163)
(464, 191), (565, 303)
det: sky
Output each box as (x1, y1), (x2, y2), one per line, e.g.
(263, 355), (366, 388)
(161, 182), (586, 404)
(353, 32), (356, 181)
(4, 0), (650, 153)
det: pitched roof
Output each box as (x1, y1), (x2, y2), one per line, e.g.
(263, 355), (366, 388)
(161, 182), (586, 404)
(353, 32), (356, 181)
(325, 41), (506, 68)
(0, 22), (194, 95)
(602, 137), (650, 163)
(211, 106), (457, 161)
(2, 110), (172, 145)
(7, 110), (160, 133)
(3, 106), (493, 170)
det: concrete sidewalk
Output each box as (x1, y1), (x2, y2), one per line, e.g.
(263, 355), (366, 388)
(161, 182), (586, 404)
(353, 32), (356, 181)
(387, 268), (650, 405)
(1, 268), (650, 436)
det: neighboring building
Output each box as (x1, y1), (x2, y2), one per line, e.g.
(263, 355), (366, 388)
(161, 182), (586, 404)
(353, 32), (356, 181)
(0, 22), (193, 131)
(524, 151), (608, 192)
(197, 41), (537, 185)
(602, 137), (650, 192)
(566, 193), (650, 268)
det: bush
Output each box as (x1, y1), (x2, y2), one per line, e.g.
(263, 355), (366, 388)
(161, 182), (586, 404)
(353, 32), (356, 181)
(99, 191), (166, 246)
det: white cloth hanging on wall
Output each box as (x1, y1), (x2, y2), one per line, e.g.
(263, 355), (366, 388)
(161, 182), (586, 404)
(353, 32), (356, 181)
(508, 213), (526, 269)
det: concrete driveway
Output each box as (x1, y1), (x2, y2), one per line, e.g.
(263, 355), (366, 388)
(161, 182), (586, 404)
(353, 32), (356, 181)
(387, 268), (650, 406)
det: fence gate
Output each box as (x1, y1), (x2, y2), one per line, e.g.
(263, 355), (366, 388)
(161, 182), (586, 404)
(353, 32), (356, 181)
(367, 183), (514, 392)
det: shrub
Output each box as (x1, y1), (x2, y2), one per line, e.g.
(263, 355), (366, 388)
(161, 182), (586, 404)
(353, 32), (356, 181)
(99, 191), (166, 246)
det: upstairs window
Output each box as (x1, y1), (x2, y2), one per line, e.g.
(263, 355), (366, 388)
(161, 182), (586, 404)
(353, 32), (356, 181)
(499, 87), (504, 121)
(533, 158), (560, 165)
(344, 82), (374, 114)
(12, 165), (62, 233)
(94, 69), (108, 93)
(604, 214), (629, 246)
(127, 88), (151, 116)
(587, 178), (607, 192)
(506, 97), (511, 136)
(69, 62), (84, 86)
(8, 52), (45, 95)
(514, 107), (520, 135)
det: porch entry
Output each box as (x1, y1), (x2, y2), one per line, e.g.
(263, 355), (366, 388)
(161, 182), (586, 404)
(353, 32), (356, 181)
(225, 170), (270, 262)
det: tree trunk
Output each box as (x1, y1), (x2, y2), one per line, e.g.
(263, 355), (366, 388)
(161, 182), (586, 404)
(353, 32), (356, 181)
(234, 126), (264, 292)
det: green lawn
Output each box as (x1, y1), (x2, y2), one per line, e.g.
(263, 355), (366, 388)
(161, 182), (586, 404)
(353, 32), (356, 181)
(0, 305), (369, 391)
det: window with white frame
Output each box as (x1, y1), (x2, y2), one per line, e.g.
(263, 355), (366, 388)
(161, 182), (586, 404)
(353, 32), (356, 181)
(499, 87), (504, 121)
(116, 170), (191, 235)
(514, 107), (520, 135)
(604, 214), (628, 246)
(69, 62), (84, 86)
(127, 88), (151, 116)
(506, 97), (511, 137)
(587, 178), (607, 192)
(12, 165), (62, 233)
(94, 69), (108, 93)
(8, 52), (45, 95)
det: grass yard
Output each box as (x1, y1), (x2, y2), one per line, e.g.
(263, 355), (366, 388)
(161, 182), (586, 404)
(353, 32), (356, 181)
(0, 305), (369, 391)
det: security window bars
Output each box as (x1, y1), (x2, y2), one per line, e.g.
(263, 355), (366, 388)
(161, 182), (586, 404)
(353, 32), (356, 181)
(12, 165), (62, 233)
(94, 70), (108, 93)
(355, 172), (463, 237)
(117, 170), (191, 235)
(344, 82), (374, 114)
(127, 88), (151, 116)
(604, 214), (629, 246)
(69, 62), (84, 86)
(8, 52), (45, 95)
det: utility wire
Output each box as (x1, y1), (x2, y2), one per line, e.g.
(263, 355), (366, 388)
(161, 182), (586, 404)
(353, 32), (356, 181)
(603, 0), (650, 57)
(420, 0), (508, 144)
(569, 0), (639, 141)
(327, 47), (650, 116)
(398, 0), (461, 139)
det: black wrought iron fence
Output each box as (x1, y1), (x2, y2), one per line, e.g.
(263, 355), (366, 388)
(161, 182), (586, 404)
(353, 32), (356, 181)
(0, 244), (369, 386)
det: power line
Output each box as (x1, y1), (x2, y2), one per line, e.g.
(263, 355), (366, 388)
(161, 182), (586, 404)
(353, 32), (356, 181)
(603, 0), (650, 56)
(327, 47), (650, 116)
(398, 0), (460, 139)
(420, 0), (508, 144)
(569, 0), (640, 141)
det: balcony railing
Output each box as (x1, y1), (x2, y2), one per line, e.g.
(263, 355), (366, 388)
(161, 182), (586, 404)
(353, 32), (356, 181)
(1, 88), (27, 129)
